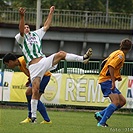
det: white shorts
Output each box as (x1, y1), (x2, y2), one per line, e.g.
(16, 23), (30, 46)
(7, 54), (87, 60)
(29, 54), (57, 82)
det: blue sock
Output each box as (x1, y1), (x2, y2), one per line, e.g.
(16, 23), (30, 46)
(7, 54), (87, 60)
(99, 108), (107, 116)
(26, 95), (32, 118)
(115, 105), (121, 111)
(37, 100), (50, 122)
(99, 103), (117, 124)
(100, 105), (121, 117)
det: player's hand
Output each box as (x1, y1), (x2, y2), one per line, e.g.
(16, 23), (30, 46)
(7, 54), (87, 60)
(25, 78), (31, 87)
(19, 7), (26, 16)
(50, 6), (55, 13)
(25, 80), (31, 87)
(110, 81), (115, 90)
(116, 77), (122, 81)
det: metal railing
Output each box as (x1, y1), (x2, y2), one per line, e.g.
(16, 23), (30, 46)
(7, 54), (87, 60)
(0, 8), (133, 29)
(51, 61), (133, 76)
(1, 60), (133, 76)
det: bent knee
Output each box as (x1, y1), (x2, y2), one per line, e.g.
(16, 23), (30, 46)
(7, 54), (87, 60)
(25, 87), (32, 95)
(121, 99), (126, 106)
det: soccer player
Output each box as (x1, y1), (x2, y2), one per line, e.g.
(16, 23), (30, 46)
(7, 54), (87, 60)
(3, 53), (52, 124)
(15, 6), (92, 123)
(95, 38), (132, 127)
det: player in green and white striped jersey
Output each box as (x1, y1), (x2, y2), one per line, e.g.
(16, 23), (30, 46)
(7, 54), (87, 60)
(15, 6), (92, 123)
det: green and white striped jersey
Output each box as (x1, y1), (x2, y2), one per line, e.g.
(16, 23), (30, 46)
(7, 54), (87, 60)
(15, 27), (46, 65)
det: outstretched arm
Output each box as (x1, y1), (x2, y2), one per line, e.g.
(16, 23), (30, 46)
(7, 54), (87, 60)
(44, 6), (55, 31)
(19, 7), (26, 37)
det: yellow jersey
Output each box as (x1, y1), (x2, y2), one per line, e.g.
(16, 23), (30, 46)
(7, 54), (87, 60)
(18, 56), (51, 77)
(98, 50), (125, 83)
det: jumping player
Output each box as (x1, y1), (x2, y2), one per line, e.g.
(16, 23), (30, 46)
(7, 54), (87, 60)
(15, 6), (92, 123)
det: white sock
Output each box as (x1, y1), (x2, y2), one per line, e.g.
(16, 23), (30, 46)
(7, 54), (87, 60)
(31, 99), (38, 118)
(65, 53), (83, 62)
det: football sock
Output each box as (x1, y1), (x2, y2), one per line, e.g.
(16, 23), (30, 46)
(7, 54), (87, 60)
(99, 108), (107, 116)
(116, 105), (122, 110)
(26, 96), (50, 121)
(100, 104), (122, 117)
(31, 99), (38, 118)
(65, 53), (83, 62)
(99, 103), (117, 124)
(26, 95), (32, 118)
(37, 100), (50, 122)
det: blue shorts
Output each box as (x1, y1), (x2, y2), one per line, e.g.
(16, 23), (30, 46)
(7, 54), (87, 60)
(29, 76), (50, 93)
(100, 80), (121, 97)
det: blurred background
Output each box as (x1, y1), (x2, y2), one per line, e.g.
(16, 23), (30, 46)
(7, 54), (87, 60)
(0, 0), (133, 60)
(0, 0), (133, 111)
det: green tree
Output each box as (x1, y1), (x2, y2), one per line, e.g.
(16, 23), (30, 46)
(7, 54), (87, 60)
(41, 0), (105, 11)
(83, 0), (105, 11)
(8, 0), (36, 9)
(0, 0), (11, 8)
(1, 0), (133, 13)
(109, 0), (133, 13)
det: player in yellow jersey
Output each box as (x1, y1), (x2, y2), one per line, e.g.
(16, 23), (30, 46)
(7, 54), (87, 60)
(95, 38), (132, 127)
(3, 53), (52, 124)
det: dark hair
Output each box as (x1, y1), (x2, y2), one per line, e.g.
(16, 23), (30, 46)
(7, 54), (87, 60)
(25, 23), (30, 27)
(3, 53), (17, 63)
(120, 38), (132, 50)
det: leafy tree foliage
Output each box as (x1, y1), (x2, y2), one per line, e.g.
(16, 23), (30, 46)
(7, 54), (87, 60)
(109, 0), (133, 13)
(0, 0), (11, 8)
(1, 0), (133, 13)
(41, 0), (105, 11)
(4, 0), (36, 9)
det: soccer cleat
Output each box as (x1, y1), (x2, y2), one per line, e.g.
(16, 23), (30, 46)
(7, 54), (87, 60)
(94, 112), (102, 122)
(94, 112), (109, 127)
(97, 123), (108, 127)
(20, 117), (31, 124)
(31, 117), (37, 123)
(40, 120), (52, 124)
(83, 48), (92, 64)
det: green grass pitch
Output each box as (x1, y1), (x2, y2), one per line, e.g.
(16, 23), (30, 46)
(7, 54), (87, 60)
(0, 107), (133, 133)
